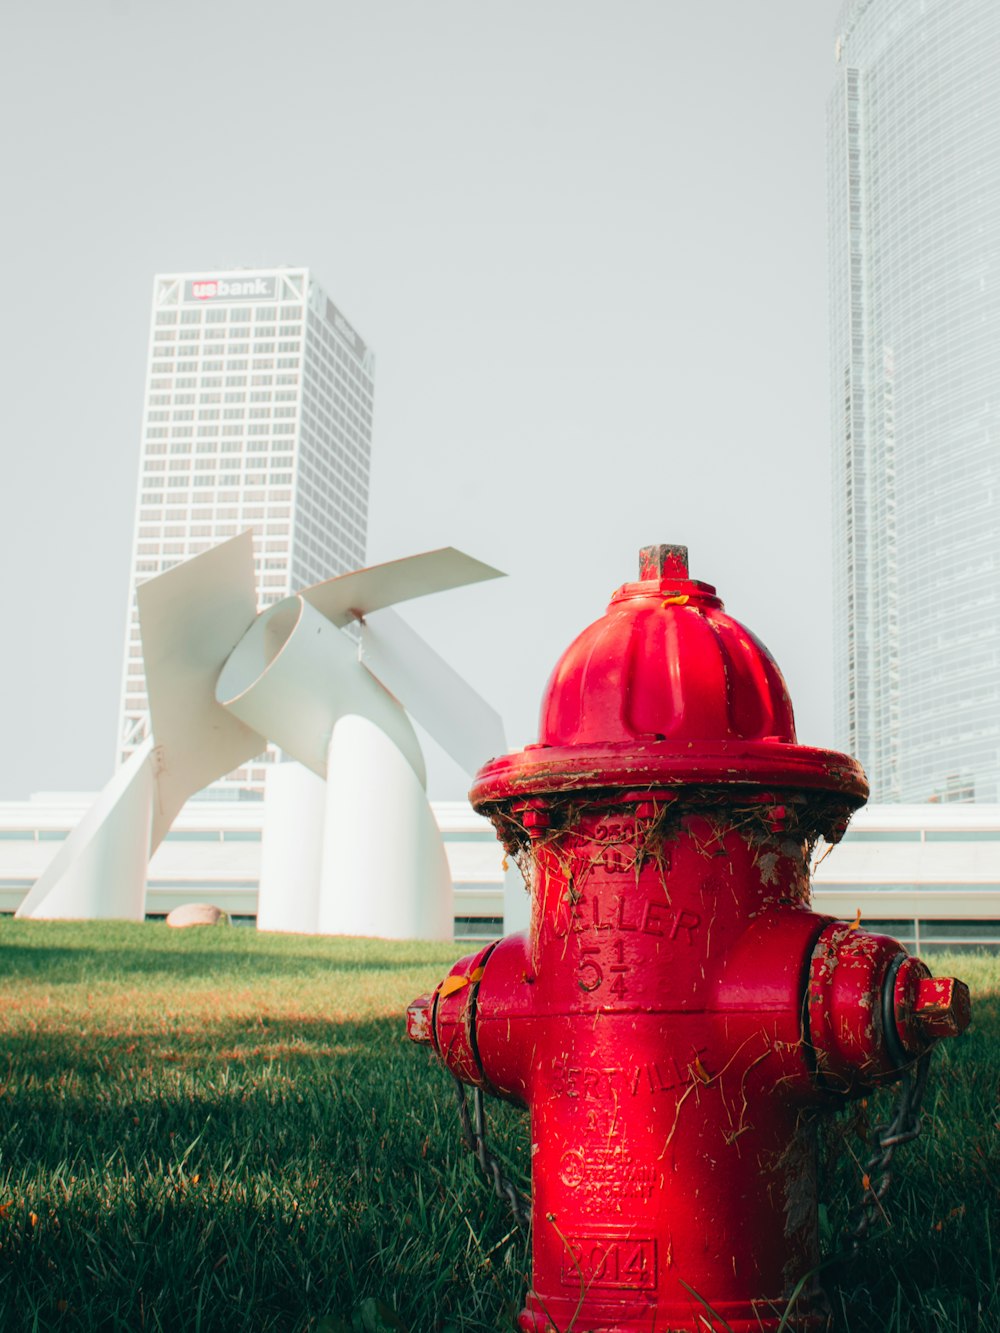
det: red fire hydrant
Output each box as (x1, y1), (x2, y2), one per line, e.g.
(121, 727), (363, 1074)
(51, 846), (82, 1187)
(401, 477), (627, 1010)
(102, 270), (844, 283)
(407, 546), (970, 1332)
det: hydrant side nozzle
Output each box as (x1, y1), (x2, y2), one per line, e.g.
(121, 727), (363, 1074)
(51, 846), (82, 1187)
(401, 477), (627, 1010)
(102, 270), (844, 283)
(406, 934), (534, 1106)
(810, 923), (973, 1089)
(404, 944), (498, 1085)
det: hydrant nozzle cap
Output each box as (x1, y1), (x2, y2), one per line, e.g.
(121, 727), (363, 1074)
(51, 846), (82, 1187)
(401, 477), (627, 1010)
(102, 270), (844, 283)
(405, 993), (433, 1045)
(912, 975), (972, 1041)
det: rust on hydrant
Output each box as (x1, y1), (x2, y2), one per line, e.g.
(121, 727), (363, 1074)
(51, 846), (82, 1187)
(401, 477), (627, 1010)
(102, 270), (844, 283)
(406, 545), (971, 1332)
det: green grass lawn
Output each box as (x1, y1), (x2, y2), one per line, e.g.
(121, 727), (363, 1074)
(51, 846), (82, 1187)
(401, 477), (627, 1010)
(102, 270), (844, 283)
(0, 921), (995, 1332)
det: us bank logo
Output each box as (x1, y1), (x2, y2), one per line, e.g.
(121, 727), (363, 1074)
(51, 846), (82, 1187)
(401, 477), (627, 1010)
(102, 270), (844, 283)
(184, 276), (277, 302)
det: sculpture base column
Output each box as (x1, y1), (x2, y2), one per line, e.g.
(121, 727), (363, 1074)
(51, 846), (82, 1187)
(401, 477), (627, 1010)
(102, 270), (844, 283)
(318, 714), (453, 940)
(258, 761), (326, 933)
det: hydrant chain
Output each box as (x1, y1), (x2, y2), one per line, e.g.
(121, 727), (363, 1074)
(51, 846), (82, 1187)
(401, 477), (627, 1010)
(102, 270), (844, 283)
(452, 1076), (530, 1234)
(849, 1051), (931, 1252)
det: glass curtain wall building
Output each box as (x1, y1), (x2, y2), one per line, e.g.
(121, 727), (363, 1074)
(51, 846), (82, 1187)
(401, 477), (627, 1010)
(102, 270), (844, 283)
(118, 267), (374, 791)
(829, 0), (1000, 802)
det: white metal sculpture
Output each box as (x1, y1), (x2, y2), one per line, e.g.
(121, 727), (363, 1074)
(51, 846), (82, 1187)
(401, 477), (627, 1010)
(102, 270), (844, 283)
(17, 534), (515, 938)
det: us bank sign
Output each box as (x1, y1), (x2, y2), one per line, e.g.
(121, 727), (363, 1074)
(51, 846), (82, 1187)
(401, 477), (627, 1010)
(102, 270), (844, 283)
(183, 275), (278, 303)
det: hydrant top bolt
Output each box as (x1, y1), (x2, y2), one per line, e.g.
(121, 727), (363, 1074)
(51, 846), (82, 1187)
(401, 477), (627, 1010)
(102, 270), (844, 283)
(639, 543), (689, 580)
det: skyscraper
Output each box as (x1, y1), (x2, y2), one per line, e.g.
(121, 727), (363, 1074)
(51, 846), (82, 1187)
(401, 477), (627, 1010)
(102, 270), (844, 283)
(118, 267), (374, 791)
(829, 0), (1000, 802)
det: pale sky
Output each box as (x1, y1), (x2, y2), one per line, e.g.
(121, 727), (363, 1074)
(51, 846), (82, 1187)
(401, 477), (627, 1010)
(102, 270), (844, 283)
(0, 1), (843, 801)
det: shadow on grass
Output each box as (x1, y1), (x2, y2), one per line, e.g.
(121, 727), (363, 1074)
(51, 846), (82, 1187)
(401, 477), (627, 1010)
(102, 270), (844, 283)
(0, 1012), (403, 1073)
(0, 1015), (535, 1189)
(0, 1012), (531, 1333)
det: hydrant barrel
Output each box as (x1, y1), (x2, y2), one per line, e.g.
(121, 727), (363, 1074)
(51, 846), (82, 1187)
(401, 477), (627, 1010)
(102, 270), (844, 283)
(408, 546), (970, 1332)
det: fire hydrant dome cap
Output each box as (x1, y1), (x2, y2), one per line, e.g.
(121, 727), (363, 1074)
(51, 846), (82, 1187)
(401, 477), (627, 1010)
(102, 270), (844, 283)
(472, 545), (868, 808)
(539, 579), (793, 749)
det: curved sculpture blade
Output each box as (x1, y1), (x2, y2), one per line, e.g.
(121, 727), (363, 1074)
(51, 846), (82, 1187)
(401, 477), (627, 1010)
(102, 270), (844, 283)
(359, 609), (506, 774)
(138, 531), (267, 846)
(301, 547), (504, 628)
(216, 595), (426, 786)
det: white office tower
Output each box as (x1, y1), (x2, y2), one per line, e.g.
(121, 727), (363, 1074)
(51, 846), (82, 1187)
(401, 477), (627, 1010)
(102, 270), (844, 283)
(118, 267), (374, 791)
(829, 1), (1000, 802)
